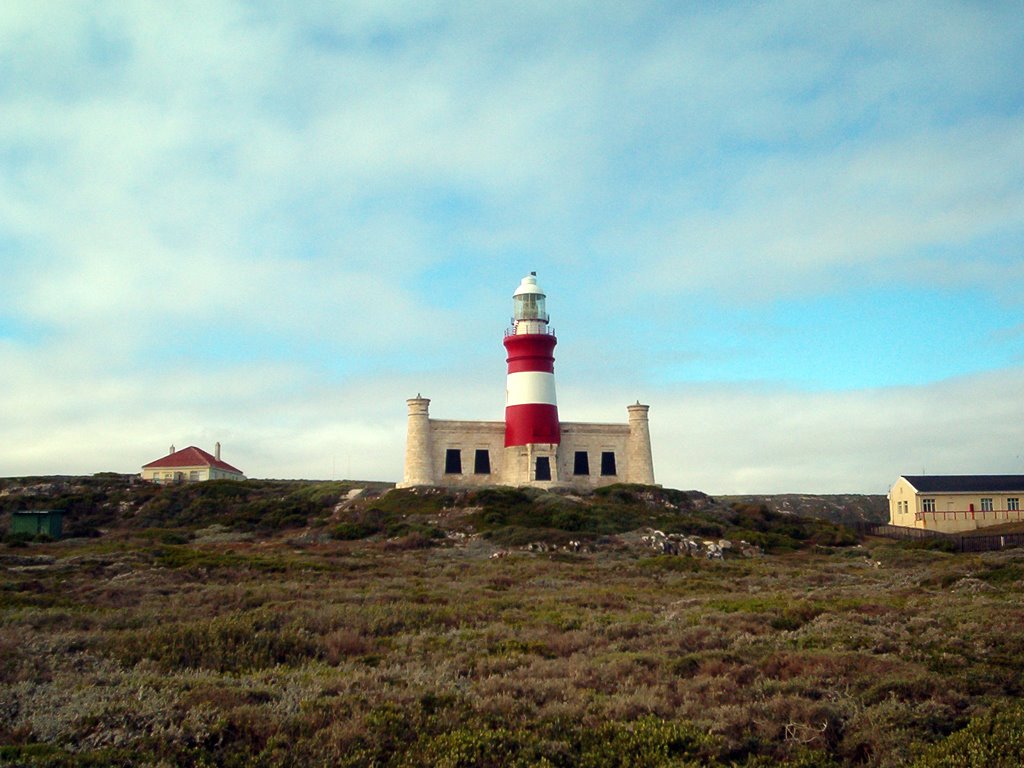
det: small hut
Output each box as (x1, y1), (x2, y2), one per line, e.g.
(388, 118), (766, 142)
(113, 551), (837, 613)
(10, 510), (64, 540)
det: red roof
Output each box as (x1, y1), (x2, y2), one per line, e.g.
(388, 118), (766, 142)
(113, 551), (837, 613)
(142, 446), (244, 475)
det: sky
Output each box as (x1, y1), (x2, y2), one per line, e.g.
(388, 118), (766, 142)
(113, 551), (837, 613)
(1, 1), (1022, 493)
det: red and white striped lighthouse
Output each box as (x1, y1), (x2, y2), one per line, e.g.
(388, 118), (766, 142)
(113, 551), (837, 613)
(504, 272), (560, 447)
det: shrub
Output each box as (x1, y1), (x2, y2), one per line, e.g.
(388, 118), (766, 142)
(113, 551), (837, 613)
(912, 701), (1024, 767)
(575, 716), (717, 767)
(979, 562), (1024, 584)
(132, 479), (348, 532)
(112, 610), (318, 672)
(0, 744), (138, 767)
(907, 537), (958, 553)
(551, 508), (587, 531)
(158, 530), (190, 545)
(368, 488), (456, 517)
(411, 727), (522, 767)
(331, 522), (379, 540)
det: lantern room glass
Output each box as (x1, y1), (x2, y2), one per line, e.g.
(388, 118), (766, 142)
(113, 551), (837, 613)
(513, 292), (546, 321)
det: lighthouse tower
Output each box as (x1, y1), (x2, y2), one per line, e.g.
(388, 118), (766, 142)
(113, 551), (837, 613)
(503, 272), (560, 484)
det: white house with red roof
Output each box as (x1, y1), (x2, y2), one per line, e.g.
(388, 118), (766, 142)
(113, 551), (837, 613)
(141, 443), (245, 484)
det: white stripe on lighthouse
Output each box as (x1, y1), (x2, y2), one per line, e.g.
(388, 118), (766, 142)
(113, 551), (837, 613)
(505, 371), (557, 407)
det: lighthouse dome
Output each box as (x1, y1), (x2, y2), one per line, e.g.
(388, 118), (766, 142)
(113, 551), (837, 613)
(513, 273), (545, 297)
(512, 272), (548, 324)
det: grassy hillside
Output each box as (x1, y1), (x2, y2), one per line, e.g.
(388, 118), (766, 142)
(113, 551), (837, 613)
(3, 477), (1023, 766)
(2, 476), (857, 554)
(720, 494), (889, 526)
(0, 475), (390, 539)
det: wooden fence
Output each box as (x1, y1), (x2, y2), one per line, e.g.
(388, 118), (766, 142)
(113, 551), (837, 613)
(855, 523), (1024, 553)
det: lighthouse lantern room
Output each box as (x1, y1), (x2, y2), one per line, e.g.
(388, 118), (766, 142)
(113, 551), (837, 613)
(511, 272), (549, 329)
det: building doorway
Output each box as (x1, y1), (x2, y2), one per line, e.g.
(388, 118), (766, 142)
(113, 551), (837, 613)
(535, 456), (551, 481)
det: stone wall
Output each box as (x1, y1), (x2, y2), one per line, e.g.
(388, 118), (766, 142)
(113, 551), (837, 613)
(429, 420), (506, 488)
(398, 397), (657, 490)
(558, 422), (630, 489)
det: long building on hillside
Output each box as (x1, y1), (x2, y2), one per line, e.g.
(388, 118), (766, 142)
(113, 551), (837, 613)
(399, 273), (656, 490)
(888, 474), (1024, 533)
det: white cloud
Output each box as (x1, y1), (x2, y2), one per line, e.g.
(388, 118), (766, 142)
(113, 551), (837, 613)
(4, 339), (1019, 496)
(647, 368), (1024, 494)
(1, 1), (1022, 492)
(618, 114), (1024, 304)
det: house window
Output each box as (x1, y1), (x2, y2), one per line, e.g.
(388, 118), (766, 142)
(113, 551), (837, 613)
(535, 457), (551, 481)
(922, 498), (935, 513)
(189, 470), (200, 481)
(981, 498), (993, 512)
(574, 451), (589, 476)
(1009, 498), (1020, 511)
(474, 449), (491, 475)
(444, 449), (462, 474)
(600, 451), (617, 476)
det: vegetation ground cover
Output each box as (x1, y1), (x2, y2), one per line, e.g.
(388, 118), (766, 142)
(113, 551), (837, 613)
(1, 478), (1023, 766)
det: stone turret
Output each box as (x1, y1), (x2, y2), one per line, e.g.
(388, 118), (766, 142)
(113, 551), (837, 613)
(398, 396), (434, 487)
(625, 402), (655, 485)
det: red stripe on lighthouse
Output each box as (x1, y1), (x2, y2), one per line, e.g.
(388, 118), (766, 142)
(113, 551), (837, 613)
(504, 333), (556, 373)
(505, 403), (560, 446)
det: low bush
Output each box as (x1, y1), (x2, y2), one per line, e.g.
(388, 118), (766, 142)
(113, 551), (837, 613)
(907, 537), (958, 553)
(979, 561), (1024, 584)
(331, 522), (379, 540)
(912, 701), (1024, 767)
(132, 480), (353, 532)
(574, 716), (718, 767)
(112, 610), (318, 672)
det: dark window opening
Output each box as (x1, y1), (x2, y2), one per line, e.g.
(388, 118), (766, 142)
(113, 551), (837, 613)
(535, 456), (551, 481)
(474, 449), (491, 474)
(445, 449), (462, 474)
(574, 451), (589, 476)
(600, 451), (617, 476)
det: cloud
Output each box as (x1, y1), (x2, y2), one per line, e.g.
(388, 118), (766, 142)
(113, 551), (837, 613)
(4, 338), (1019, 496)
(1, 2), (1022, 492)
(617, 113), (1024, 303)
(646, 368), (1024, 494)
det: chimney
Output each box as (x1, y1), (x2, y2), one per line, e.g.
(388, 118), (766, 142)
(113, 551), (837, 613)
(169, 444), (175, 455)
(215, 442), (221, 461)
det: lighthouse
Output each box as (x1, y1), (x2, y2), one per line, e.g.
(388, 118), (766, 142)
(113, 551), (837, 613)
(503, 272), (561, 483)
(398, 272), (656, 489)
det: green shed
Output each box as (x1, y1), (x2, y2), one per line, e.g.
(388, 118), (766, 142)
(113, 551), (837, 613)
(11, 510), (64, 540)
